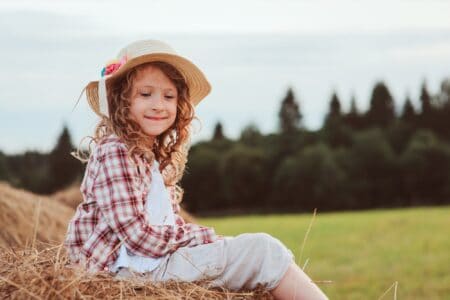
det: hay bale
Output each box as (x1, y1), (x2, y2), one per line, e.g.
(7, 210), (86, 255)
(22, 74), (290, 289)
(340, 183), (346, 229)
(0, 242), (273, 299)
(0, 181), (73, 248)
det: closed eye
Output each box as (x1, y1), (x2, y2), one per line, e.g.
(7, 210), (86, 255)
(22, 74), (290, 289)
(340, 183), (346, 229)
(141, 93), (174, 99)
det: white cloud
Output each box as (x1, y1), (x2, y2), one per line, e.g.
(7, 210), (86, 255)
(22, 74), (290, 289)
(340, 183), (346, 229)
(1, 0), (450, 35)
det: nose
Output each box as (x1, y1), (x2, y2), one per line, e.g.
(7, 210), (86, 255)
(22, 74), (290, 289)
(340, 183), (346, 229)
(150, 91), (165, 111)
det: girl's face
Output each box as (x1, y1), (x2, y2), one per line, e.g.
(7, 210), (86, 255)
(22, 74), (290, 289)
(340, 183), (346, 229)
(129, 65), (178, 140)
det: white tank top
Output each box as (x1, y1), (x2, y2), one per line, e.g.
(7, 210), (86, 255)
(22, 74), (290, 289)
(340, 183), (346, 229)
(110, 160), (175, 273)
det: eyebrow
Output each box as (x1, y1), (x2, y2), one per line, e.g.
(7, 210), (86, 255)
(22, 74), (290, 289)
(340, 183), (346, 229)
(139, 85), (176, 92)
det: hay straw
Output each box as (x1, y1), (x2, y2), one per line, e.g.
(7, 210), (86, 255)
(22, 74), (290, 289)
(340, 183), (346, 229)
(298, 207), (317, 269)
(0, 242), (273, 299)
(377, 281), (399, 300)
(30, 198), (41, 250)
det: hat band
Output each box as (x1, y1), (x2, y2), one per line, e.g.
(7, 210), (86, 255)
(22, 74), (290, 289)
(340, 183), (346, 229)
(98, 77), (109, 117)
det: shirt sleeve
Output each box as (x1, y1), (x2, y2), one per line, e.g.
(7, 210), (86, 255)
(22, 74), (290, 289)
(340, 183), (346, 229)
(166, 185), (181, 214)
(166, 184), (186, 226)
(92, 142), (218, 258)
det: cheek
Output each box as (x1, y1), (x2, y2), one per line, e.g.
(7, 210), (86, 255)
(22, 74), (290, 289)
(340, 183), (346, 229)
(130, 100), (144, 115)
(129, 105), (139, 121)
(170, 102), (178, 119)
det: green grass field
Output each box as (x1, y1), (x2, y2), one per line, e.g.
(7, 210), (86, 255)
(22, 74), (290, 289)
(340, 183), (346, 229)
(200, 206), (450, 299)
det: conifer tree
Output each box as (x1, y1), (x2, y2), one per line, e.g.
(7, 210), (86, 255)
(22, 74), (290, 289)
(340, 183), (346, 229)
(401, 94), (416, 123)
(344, 94), (363, 130)
(48, 124), (80, 192)
(324, 91), (342, 127)
(212, 121), (225, 141)
(278, 87), (302, 133)
(366, 81), (395, 127)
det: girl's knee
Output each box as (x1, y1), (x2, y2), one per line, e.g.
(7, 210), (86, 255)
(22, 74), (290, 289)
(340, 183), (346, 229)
(236, 232), (274, 247)
(240, 233), (289, 252)
(254, 233), (295, 261)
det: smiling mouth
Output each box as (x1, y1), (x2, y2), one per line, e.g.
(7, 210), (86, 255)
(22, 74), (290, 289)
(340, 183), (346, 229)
(145, 116), (167, 120)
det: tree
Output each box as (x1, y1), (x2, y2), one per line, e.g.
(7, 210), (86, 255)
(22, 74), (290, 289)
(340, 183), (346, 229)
(343, 128), (397, 208)
(273, 143), (346, 211)
(0, 150), (12, 183)
(212, 121), (225, 141)
(420, 80), (432, 116)
(240, 122), (262, 147)
(399, 130), (450, 205)
(324, 91), (342, 128)
(366, 81), (395, 128)
(48, 124), (81, 192)
(278, 87), (302, 134)
(322, 91), (352, 148)
(182, 146), (224, 212)
(401, 94), (416, 123)
(436, 78), (450, 140)
(220, 145), (268, 210)
(343, 94), (363, 130)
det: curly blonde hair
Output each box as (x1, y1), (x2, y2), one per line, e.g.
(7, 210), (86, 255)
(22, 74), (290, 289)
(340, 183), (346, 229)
(72, 61), (199, 204)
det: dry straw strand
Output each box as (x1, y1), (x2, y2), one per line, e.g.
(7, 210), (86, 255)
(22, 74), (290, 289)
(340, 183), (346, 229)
(377, 281), (399, 300)
(31, 198), (42, 250)
(0, 275), (42, 300)
(298, 207), (317, 268)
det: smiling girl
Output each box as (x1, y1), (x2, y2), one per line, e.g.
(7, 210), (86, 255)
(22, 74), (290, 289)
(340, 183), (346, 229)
(64, 39), (328, 300)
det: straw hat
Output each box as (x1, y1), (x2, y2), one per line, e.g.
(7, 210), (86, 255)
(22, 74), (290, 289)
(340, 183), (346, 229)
(83, 39), (212, 118)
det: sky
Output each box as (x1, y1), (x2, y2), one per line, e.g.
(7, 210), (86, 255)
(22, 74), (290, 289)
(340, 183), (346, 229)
(1, 0), (450, 154)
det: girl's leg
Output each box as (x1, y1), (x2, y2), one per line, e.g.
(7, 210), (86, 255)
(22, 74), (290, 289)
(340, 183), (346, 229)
(271, 262), (328, 300)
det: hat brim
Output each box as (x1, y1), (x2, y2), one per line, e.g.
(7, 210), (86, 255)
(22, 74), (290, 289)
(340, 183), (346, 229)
(85, 53), (212, 117)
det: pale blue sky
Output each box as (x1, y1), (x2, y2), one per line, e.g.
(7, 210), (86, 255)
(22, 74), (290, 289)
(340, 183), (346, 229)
(1, 0), (450, 154)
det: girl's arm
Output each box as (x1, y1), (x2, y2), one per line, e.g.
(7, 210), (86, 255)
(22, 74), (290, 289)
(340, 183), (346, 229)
(167, 185), (182, 215)
(93, 143), (218, 258)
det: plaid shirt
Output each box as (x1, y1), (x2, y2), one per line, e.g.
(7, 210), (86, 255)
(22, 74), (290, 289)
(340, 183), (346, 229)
(64, 134), (218, 273)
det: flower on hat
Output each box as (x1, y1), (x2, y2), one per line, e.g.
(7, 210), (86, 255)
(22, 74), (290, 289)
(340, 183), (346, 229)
(101, 55), (128, 77)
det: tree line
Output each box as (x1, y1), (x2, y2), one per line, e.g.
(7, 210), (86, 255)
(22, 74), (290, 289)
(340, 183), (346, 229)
(1, 78), (449, 215)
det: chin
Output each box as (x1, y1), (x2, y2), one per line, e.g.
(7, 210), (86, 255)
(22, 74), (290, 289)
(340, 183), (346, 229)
(143, 129), (167, 137)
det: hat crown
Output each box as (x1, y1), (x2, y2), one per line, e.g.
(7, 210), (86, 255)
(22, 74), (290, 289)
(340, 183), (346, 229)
(117, 39), (178, 60)
(83, 38), (212, 119)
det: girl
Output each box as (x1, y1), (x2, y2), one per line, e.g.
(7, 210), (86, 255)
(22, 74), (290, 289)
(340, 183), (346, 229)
(64, 39), (328, 300)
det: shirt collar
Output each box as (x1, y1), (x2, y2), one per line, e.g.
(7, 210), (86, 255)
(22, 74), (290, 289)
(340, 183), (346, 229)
(151, 159), (160, 172)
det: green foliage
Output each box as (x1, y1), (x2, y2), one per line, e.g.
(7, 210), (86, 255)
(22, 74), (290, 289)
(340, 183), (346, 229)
(336, 128), (398, 208)
(211, 121), (226, 141)
(219, 144), (269, 210)
(0, 150), (10, 182)
(400, 95), (416, 123)
(239, 123), (263, 147)
(273, 143), (346, 211)
(4, 151), (51, 193)
(48, 124), (82, 193)
(399, 130), (450, 205)
(278, 87), (302, 133)
(182, 146), (224, 212)
(384, 119), (416, 155)
(366, 81), (395, 128)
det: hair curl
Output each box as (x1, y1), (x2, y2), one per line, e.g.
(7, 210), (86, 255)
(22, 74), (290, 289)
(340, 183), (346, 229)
(72, 61), (200, 205)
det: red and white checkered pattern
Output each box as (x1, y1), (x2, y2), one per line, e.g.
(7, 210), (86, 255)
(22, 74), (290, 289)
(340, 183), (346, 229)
(64, 134), (218, 273)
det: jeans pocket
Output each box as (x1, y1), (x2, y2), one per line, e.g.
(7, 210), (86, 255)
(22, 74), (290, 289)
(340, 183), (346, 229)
(161, 240), (226, 282)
